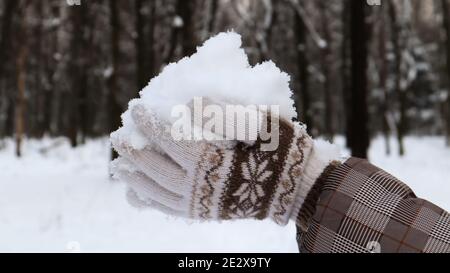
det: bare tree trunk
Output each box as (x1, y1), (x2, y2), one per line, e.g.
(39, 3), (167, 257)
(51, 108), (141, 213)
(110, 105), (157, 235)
(135, 0), (146, 90)
(179, 0), (197, 57)
(33, 2), (46, 138)
(166, 0), (197, 63)
(379, 5), (391, 155)
(68, 7), (79, 147)
(135, 0), (156, 90)
(341, 0), (352, 148)
(16, 48), (27, 157)
(68, 4), (90, 146)
(147, 0), (156, 79)
(318, 0), (334, 141)
(82, 8), (95, 141)
(388, 0), (406, 156)
(349, 0), (370, 158)
(0, 0), (17, 81)
(16, 1), (30, 157)
(294, 4), (313, 135)
(442, 0), (450, 146)
(207, 0), (219, 35)
(255, 0), (274, 62)
(0, 0), (17, 138)
(109, 0), (123, 160)
(47, 2), (60, 136)
(42, 3), (59, 137)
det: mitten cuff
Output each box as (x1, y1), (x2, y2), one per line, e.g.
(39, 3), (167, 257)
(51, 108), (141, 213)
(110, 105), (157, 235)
(289, 139), (342, 224)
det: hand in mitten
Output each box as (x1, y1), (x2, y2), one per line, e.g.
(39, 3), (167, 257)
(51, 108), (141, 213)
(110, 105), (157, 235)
(110, 100), (339, 225)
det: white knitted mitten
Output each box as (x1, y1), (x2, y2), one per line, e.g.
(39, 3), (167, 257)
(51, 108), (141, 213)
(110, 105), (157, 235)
(110, 101), (339, 225)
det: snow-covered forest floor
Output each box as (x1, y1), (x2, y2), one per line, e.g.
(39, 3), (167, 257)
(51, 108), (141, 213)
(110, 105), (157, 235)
(1, 136), (449, 253)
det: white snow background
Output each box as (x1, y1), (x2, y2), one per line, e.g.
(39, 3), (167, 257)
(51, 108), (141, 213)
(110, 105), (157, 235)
(1, 136), (449, 252)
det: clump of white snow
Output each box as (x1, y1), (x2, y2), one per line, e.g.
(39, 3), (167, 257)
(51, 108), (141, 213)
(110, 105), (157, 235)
(112, 31), (297, 149)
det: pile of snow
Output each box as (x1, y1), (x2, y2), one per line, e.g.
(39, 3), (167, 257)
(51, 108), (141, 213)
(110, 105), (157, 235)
(113, 31), (297, 149)
(0, 137), (296, 253)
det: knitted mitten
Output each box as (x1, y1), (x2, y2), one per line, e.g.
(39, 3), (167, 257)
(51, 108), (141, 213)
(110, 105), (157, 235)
(111, 102), (339, 225)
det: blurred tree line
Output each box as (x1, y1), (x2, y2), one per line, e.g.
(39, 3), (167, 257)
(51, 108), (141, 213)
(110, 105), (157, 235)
(0, 0), (449, 159)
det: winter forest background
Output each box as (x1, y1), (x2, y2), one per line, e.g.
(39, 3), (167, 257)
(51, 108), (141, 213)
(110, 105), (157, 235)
(1, 0), (450, 252)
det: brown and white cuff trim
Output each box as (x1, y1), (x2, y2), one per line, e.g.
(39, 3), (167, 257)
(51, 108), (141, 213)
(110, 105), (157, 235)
(267, 125), (313, 225)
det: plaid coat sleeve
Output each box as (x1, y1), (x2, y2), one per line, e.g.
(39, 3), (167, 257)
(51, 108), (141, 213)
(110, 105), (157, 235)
(295, 157), (450, 253)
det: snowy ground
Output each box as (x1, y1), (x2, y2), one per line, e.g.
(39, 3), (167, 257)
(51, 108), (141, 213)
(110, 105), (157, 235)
(0, 136), (449, 253)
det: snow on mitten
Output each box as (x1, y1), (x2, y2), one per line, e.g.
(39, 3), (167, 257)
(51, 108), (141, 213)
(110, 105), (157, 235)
(110, 101), (339, 225)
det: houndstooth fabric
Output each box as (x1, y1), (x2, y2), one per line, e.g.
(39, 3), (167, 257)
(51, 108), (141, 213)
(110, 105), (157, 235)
(296, 157), (450, 253)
